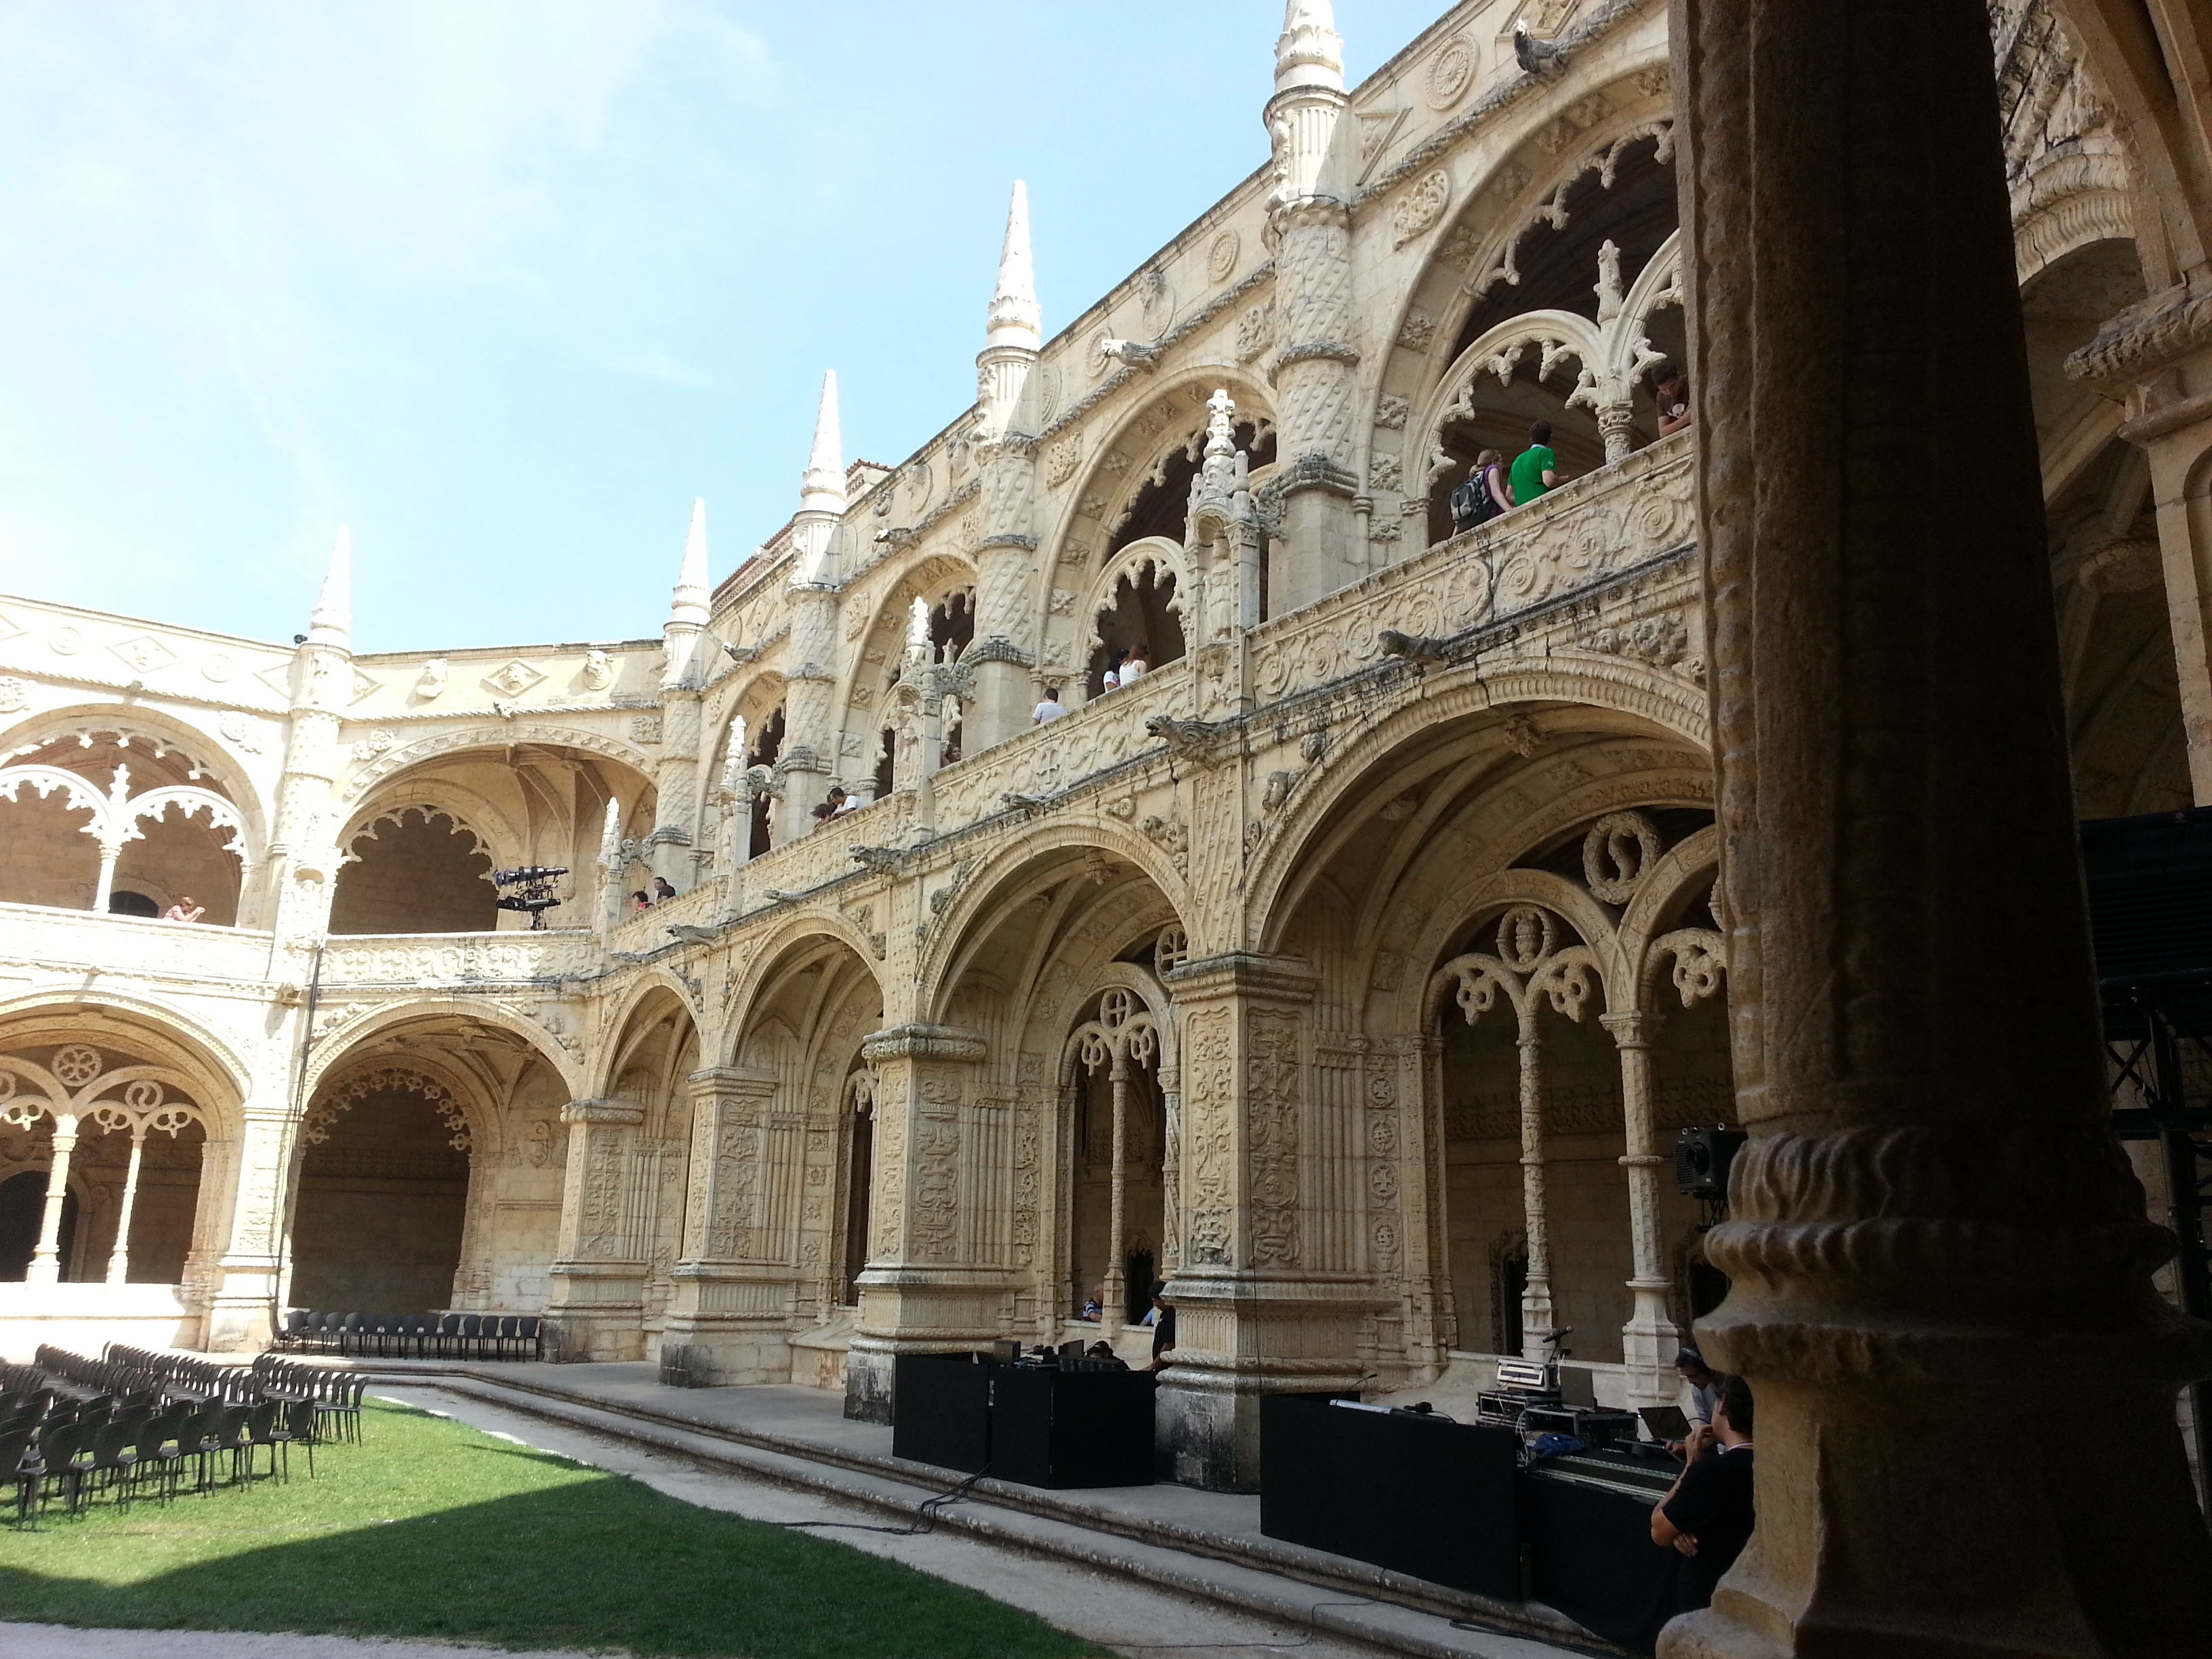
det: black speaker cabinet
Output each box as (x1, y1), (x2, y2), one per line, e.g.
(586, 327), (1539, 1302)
(989, 1365), (1157, 1488)
(1259, 1395), (1521, 1600)
(1674, 1125), (1747, 1200)
(890, 1351), (993, 1474)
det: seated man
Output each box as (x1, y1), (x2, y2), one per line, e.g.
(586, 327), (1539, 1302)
(1651, 1372), (1756, 1612)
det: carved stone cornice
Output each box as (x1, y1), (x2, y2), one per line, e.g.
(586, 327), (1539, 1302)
(2065, 275), (2212, 386)
(1270, 340), (1361, 374)
(859, 1023), (987, 1064)
(786, 663), (836, 683)
(974, 533), (1039, 552)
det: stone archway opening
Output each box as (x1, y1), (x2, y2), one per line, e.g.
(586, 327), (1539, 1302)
(0, 1036), (214, 1288)
(331, 808), (496, 935)
(0, 726), (247, 922)
(290, 1073), (474, 1313)
(1066, 986), (1168, 1332)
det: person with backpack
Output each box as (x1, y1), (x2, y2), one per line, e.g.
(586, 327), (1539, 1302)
(1450, 449), (1509, 532)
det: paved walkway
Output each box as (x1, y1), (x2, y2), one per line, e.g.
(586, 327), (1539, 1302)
(1, 1382), (1587, 1659)
(326, 1361), (1609, 1659)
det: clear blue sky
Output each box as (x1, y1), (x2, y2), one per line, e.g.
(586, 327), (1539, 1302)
(0, 1), (1448, 652)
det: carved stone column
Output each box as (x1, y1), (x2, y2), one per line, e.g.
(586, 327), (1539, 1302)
(201, 1104), (294, 1351)
(25, 1115), (77, 1285)
(1157, 952), (1364, 1491)
(771, 569), (843, 844)
(647, 686), (704, 893)
(843, 1024), (1005, 1422)
(661, 1065), (808, 1385)
(546, 1099), (649, 1362)
(1261, 4), (1360, 613)
(1668, 1), (2212, 1653)
(1603, 1008), (1681, 1406)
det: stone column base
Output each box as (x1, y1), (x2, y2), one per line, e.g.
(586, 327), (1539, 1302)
(201, 1256), (281, 1353)
(659, 1265), (800, 1386)
(1155, 1271), (1371, 1491)
(546, 1260), (648, 1361)
(843, 1267), (1025, 1422)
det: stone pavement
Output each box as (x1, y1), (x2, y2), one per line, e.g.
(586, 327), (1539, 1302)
(325, 1361), (1610, 1659)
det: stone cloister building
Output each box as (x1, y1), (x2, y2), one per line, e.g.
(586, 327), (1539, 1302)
(2, 0), (2210, 1608)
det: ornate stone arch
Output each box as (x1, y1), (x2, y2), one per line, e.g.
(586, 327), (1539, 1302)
(340, 724), (657, 806)
(1081, 536), (1188, 672)
(0, 994), (251, 1138)
(592, 972), (708, 1100)
(1042, 371), (1275, 586)
(300, 996), (586, 1103)
(335, 794), (510, 873)
(719, 914), (888, 1063)
(1416, 310), (1611, 488)
(302, 1061), (478, 1153)
(0, 703), (270, 848)
(1248, 671), (1712, 954)
(919, 823), (1191, 1014)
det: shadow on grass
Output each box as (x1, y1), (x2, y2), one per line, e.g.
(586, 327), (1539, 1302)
(0, 1461), (1103, 1659)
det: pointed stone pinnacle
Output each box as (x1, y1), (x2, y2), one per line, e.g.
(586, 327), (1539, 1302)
(986, 180), (1042, 352)
(801, 371), (845, 514)
(307, 525), (351, 647)
(670, 498), (711, 630)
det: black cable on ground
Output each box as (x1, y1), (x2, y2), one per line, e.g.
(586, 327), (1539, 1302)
(766, 1462), (994, 1536)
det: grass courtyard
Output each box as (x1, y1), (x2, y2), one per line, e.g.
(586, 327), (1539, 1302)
(0, 1397), (1105, 1659)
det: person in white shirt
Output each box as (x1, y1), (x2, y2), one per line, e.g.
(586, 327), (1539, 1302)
(1120, 642), (1149, 683)
(1033, 688), (1067, 724)
(1103, 649), (1127, 692)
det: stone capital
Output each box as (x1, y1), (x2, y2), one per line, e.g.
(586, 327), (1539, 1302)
(560, 1098), (645, 1127)
(685, 1065), (777, 1101)
(859, 1023), (987, 1065)
(1162, 951), (1317, 1005)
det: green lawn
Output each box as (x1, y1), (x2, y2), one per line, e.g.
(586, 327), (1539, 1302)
(0, 1397), (1106, 1659)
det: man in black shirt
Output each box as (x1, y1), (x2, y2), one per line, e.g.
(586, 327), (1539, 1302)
(1651, 1372), (1755, 1612)
(1145, 1284), (1176, 1372)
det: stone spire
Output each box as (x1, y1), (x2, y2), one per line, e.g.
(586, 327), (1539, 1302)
(306, 525), (351, 648)
(985, 181), (1042, 353)
(800, 371), (845, 518)
(670, 498), (711, 630)
(1273, 0), (1344, 95)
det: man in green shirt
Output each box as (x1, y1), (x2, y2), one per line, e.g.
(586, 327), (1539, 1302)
(1508, 420), (1561, 507)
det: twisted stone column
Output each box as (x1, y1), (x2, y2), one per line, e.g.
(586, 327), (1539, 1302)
(1668, 1), (2212, 1652)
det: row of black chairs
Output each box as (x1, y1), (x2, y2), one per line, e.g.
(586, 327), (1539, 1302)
(5, 1348), (342, 1523)
(87, 1344), (260, 1403)
(274, 1310), (543, 1361)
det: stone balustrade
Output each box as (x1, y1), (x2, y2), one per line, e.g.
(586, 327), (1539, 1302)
(318, 928), (602, 987)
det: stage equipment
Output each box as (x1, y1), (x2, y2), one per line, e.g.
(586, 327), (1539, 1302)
(889, 1349), (1155, 1488)
(1260, 1393), (1521, 1600)
(2082, 806), (2212, 1475)
(1674, 1126), (1746, 1202)
(492, 865), (568, 930)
